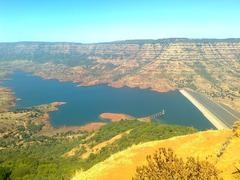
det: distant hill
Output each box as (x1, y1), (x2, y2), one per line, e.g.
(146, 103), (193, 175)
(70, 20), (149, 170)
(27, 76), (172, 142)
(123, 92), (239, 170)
(109, 38), (240, 44)
(1, 38), (240, 66)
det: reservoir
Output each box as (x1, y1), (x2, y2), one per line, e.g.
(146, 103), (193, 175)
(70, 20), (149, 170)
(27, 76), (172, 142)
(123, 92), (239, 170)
(2, 71), (214, 130)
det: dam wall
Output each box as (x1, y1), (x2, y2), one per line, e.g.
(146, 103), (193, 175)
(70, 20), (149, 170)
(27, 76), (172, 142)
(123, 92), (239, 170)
(180, 89), (229, 130)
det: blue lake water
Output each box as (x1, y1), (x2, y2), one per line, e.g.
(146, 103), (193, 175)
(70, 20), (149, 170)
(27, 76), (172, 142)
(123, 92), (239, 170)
(2, 71), (214, 130)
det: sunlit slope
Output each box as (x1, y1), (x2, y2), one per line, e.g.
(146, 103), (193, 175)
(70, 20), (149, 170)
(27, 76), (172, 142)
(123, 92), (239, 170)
(72, 129), (240, 180)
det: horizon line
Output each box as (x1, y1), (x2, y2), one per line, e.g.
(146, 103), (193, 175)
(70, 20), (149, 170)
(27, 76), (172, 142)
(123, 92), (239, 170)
(1, 37), (240, 44)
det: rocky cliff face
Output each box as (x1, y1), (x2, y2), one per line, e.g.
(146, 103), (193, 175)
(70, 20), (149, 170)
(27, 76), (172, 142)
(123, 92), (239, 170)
(1, 39), (240, 66)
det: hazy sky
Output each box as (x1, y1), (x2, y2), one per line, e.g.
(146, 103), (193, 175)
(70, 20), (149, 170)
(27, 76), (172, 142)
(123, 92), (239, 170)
(0, 0), (240, 42)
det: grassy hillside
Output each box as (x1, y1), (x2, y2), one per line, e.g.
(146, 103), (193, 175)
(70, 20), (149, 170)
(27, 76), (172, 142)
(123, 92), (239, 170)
(73, 127), (240, 180)
(0, 120), (195, 179)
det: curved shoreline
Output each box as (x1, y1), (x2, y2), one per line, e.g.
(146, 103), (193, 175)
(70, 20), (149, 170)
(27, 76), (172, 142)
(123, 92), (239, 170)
(2, 71), (229, 131)
(180, 89), (229, 130)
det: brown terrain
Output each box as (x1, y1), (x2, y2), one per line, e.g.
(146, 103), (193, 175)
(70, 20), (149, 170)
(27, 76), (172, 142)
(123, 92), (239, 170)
(40, 122), (107, 136)
(99, 113), (134, 122)
(0, 87), (15, 112)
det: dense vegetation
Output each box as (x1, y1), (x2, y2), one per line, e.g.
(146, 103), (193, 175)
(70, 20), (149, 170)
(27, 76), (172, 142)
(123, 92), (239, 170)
(133, 148), (221, 180)
(0, 120), (196, 179)
(86, 120), (144, 145)
(0, 135), (88, 180)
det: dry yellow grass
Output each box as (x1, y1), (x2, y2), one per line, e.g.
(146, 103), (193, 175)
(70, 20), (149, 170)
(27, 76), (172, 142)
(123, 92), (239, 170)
(71, 129), (240, 180)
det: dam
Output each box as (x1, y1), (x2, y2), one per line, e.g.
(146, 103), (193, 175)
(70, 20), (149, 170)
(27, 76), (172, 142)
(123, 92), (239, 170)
(180, 89), (240, 130)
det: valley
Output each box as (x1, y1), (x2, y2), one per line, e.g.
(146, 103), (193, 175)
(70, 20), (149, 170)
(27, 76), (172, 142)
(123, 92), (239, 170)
(0, 39), (239, 112)
(2, 0), (240, 179)
(0, 39), (240, 179)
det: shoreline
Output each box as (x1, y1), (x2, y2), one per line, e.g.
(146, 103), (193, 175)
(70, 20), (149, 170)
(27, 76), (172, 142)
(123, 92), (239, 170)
(27, 70), (176, 93)
(180, 89), (229, 130)
(0, 86), (16, 112)
(36, 102), (107, 134)
(1, 71), (232, 131)
(47, 103), (113, 132)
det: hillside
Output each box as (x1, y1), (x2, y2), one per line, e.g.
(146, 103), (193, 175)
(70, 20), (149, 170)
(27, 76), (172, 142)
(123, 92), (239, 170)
(73, 125), (240, 180)
(0, 120), (196, 179)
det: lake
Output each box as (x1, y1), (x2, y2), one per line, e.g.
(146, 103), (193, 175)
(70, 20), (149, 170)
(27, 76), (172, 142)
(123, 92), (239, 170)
(2, 71), (214, 130)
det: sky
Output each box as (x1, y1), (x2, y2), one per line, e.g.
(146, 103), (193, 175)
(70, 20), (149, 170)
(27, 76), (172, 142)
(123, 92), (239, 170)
(0, 0), (240, 43)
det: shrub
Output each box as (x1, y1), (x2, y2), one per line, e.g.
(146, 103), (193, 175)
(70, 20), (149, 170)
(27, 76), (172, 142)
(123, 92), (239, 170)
(0, 166), (11, 180)
(27, 123), (44, 133)
(233, 121), (240, 137)
(233, 161), (240, 179)
(133, 148), (221, 180)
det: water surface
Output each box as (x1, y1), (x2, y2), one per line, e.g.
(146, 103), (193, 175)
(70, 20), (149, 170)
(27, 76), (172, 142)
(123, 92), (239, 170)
(3, 71), (214, 130)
